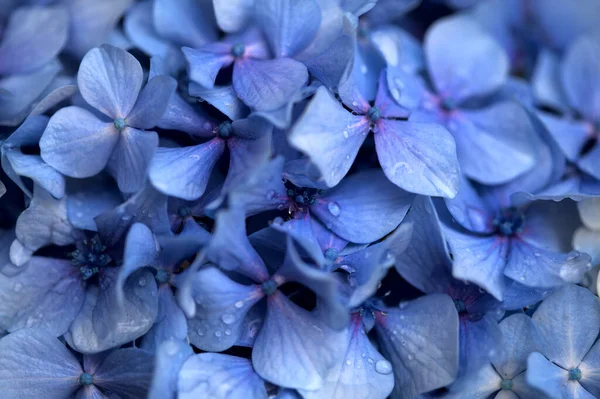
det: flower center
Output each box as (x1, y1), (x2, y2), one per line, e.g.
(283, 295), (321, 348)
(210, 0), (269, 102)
(324, 248), (339, 261)
(155, 268), (170, 284)
(569, 368), (582, 381)
(367, 106), (382, 122)
(79, 372), (94, 385)
(70, 235), (112, 280)
(440, 97), (456, 111)
(453, 299), (467, 314)
(261, 279), (278, 296)
(113, 118), (127, 132)
(501, 379), (513, 390)
(231, 43), (246, 58)
(494, 207), (525, 237)
(286, 184), (323, 208)
(217, 121), (233, 138)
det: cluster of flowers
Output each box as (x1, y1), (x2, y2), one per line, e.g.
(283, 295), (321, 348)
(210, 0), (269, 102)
(1, 0), (600, 398)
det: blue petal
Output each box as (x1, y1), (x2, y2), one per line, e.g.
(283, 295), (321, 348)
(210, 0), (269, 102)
(233, 57), (309, 111)
(493, 314), (543, 379)
(213, 0), (254, 32)
(311, 169), (413, 243)
(149, 340), (193, 399)
(0, 257), (84, 336)
(256, 0), (321, 58)
(149, 139), (225, 201)
(252, 292), (346, 390)
(444, 229), (508, 301)
(78, 44), (143, 119)
(526, 352), (569, 399)
(66, 175), (123, 232)
(339, 0), (377, 16)
(0, 5), (68, 75)
(158, 92), (216, 137)
(126, 75), (177, 130)
(447, 363), (501, 399)
(375, 120), (460, 197)
(182, 44), (234, 90)
(208, 207), (270, 281)
(123, 2), (177, 61)
(453, 102), (538, 185)
(107, 127), (158, 193)
(179, 353), (268, 399)
(40, 106), (119, 178)
(288, 86), (369, 187)
(580, 340), (600, 397)
(14, 186), (74, 259)
(532, 50), (569, 112)
(66, 269), (158, 354)
(393, 195), (454, 293)
(188, 84), (249, 122)
(187, 266), (263, 352)
(142, 286), (188, 352)
(2, 150), (64, 199)
(374, 70), (411, 119)
(537, 112), (589, 163)
(226, 118), (273, 187)
(64, 0), (131, 58)
(371, 27), (424, 73)
(116, 223), (159, 304)
(375, 294), (459, 398)
(458, 315), (502, 379)
(365, 0), (421, 24)
(302, 33), (354, 90)
(0, 329), (82, 398)
(93, 348), (155, 398)
(153, 0), (216, 48)
(299, 315), (394, 399)
(425, 16), (508, 102)
(504, 243), (590, 289)
(532, 285), (600, 369)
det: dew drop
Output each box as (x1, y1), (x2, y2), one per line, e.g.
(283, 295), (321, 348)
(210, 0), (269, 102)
(367, 358), (374, 364)
(197, 329), (205, 336)
(375, 360), (393, 375)
(13, 283), (22, 292)
(343, 130), (349, 139)
(407, 354), (414, 360)
(164, 341), (178, 356)
(328, 202), (341, 217)
(234, 300), (244, 309)
(138, 277), (147, 287)
(360, 65), (368, 75)
(345, 360), (352, 366)
(225, 329), (232, 336)
(221, 314), (236, 325)
(346, 154), (351, 160)
(214, 330), (222, 337)
(534, 252), (541, 257)
(352, 101), (358, 107)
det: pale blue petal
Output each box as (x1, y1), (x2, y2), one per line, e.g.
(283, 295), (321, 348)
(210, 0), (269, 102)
(153, 0), (216, 48)
(2, 151), (64, 199)
(141, 286), (188, 352)
(40, 106), (119, 178)
(77, 44), (143, 119)
(213, 0), (254, 32)
(182, 44), (234, 90)
(526, 352), (568, 399)
(148, 340), (193, 399)
(188, 84), (249, 122)
(126, 75), (177, 129)
(493, 314), (543, 379)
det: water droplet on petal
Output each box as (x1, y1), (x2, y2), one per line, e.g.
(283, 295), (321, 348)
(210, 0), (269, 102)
(407, 354), (414, 360)
(214, 330), (222, 337)
(221, 314), (236, 324)
(13, 283), (22, 292)
(328, 202), (341, 217)
(225, 329), (232, 336)
(234, 300), (244, 309)
(343, 130), (349, 139)
(164, 341), (178, 356)
(375, 360), (393, 375)
(345, 360), (352, 366)
(266, 190), (276, 200)
(138, 277), (147, 287)
(367, 358), (374, 364)
(197, 329), (204, 336)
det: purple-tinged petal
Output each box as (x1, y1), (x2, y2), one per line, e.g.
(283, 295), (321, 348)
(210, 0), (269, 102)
(504, 243), (590, 288)
(141, 286), (188, 352)
(77, 44), (143, 119)
(532, 285), (600, 369)
(189, 84), (249, 122)
(300, 314), (394, 399)
(40, 106), (119, 178)
(153, 0), (216, 49)
(233, 57), (309, 111)
(0, 329), (82, 398)
(93, 348), (155, 398)
(289, 87), (370, 187)
(182, 45), (234, 90)
(149, 340), (193, 399)
(526, 352), (569, 399)
(338, 70), (371, 114)
(14, 186), (74, 259)
(270, 214), (325, 269)
(0, 5), (68, 75)
(187, 267), (263, 352)
(149, 139), (224, 201)
(394, 195), (453, 293)
(312, 169), (413, 243)
(213, 0), (254, 33)
(444, 229), (508, 301)
(453, 102), (537, 185)
(252, 291), (346, 390)
(107, 127), (158, 193)
(375, 120), (460, 197)
(256, 0), (321, 58)
(179, 353), (268, 399)
(375, 294), (459, 399)
(425, 16), (508, 102)
(0, 257), (84, 336)
(65, 0), (132, 58)
(561, 35), (600, 123)
(66, 269), (158, 354)
(126, 75), (177, 130)
(493, 314), (543, 379)
(208, 207), (270, 281)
